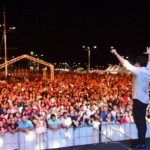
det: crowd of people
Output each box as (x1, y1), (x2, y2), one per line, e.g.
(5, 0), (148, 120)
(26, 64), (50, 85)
(0, 72), (150, 137)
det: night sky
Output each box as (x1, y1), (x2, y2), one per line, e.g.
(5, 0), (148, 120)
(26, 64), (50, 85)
(0, 0), (150, 67)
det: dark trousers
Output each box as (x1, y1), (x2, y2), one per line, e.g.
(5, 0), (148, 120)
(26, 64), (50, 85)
(133, 99), (148, 145)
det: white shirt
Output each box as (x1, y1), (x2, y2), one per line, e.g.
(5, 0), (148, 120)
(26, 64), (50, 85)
(86, 109), (96, 117)
(61, 117), (72, 127)
(124, 60), (150, 104)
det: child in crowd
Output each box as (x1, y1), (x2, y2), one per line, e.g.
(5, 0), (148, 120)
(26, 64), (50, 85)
(0, 121), (6, 136)
(35, 115), (47, 143)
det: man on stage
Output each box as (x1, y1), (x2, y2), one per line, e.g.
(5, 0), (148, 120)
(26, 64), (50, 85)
(111, 47), (150, 149)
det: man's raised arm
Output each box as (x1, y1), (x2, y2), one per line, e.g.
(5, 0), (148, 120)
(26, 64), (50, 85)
(110, 47), (126, 66)
(144, 47), (150, 62)
(110, 47), (139, 75)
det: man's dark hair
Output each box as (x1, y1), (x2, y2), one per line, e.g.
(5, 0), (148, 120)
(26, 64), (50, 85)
(21, 114), (27, 118)
(135, 55), (148, 67)
(51, 114), (56, 118)
(63, 112), (67, 116)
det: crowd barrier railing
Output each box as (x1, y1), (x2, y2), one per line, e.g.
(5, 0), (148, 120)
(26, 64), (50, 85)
(0, 126), (99, 150)
(1, 122), (150, 150)
(101, 122), (150, 142)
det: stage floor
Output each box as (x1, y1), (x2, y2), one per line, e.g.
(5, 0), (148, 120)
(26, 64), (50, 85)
(44, 139), (150, 150)
(52, 142), (130, 150)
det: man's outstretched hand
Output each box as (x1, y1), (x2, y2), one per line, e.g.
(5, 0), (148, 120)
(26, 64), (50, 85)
(144, 47), (150, 55)
(110, 46), (117, 54)
(110, 46), (125, 65)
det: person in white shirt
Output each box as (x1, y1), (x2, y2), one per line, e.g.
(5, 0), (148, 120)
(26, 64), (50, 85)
(60, 112), (72, 138)
(111, 47), (150, 149)
(61, 112), (72, 129)
(86, 105), (96, 118)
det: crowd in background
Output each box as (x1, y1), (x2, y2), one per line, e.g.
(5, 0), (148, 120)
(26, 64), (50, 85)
(0, 72), (150, 136)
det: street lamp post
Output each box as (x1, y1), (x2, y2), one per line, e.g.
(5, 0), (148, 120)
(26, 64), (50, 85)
(3, 9), (8, 78)
(82, 45), (97, 72)
(87, 47), (91, 71)
(1, 9), (16, 78)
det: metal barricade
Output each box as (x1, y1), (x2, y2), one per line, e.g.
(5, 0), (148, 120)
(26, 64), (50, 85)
(0, 123), (150, 149)
(0, 126), (99, 150)
(101, 122), (150, 142)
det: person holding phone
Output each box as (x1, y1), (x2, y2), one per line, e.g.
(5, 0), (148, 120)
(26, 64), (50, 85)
(111, 47), (150, 149)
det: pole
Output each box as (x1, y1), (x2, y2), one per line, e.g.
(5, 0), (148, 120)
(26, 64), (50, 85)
(88, 49), (91, 71)
(50, 65), (54, 82)
(3, 9), (8, 78)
